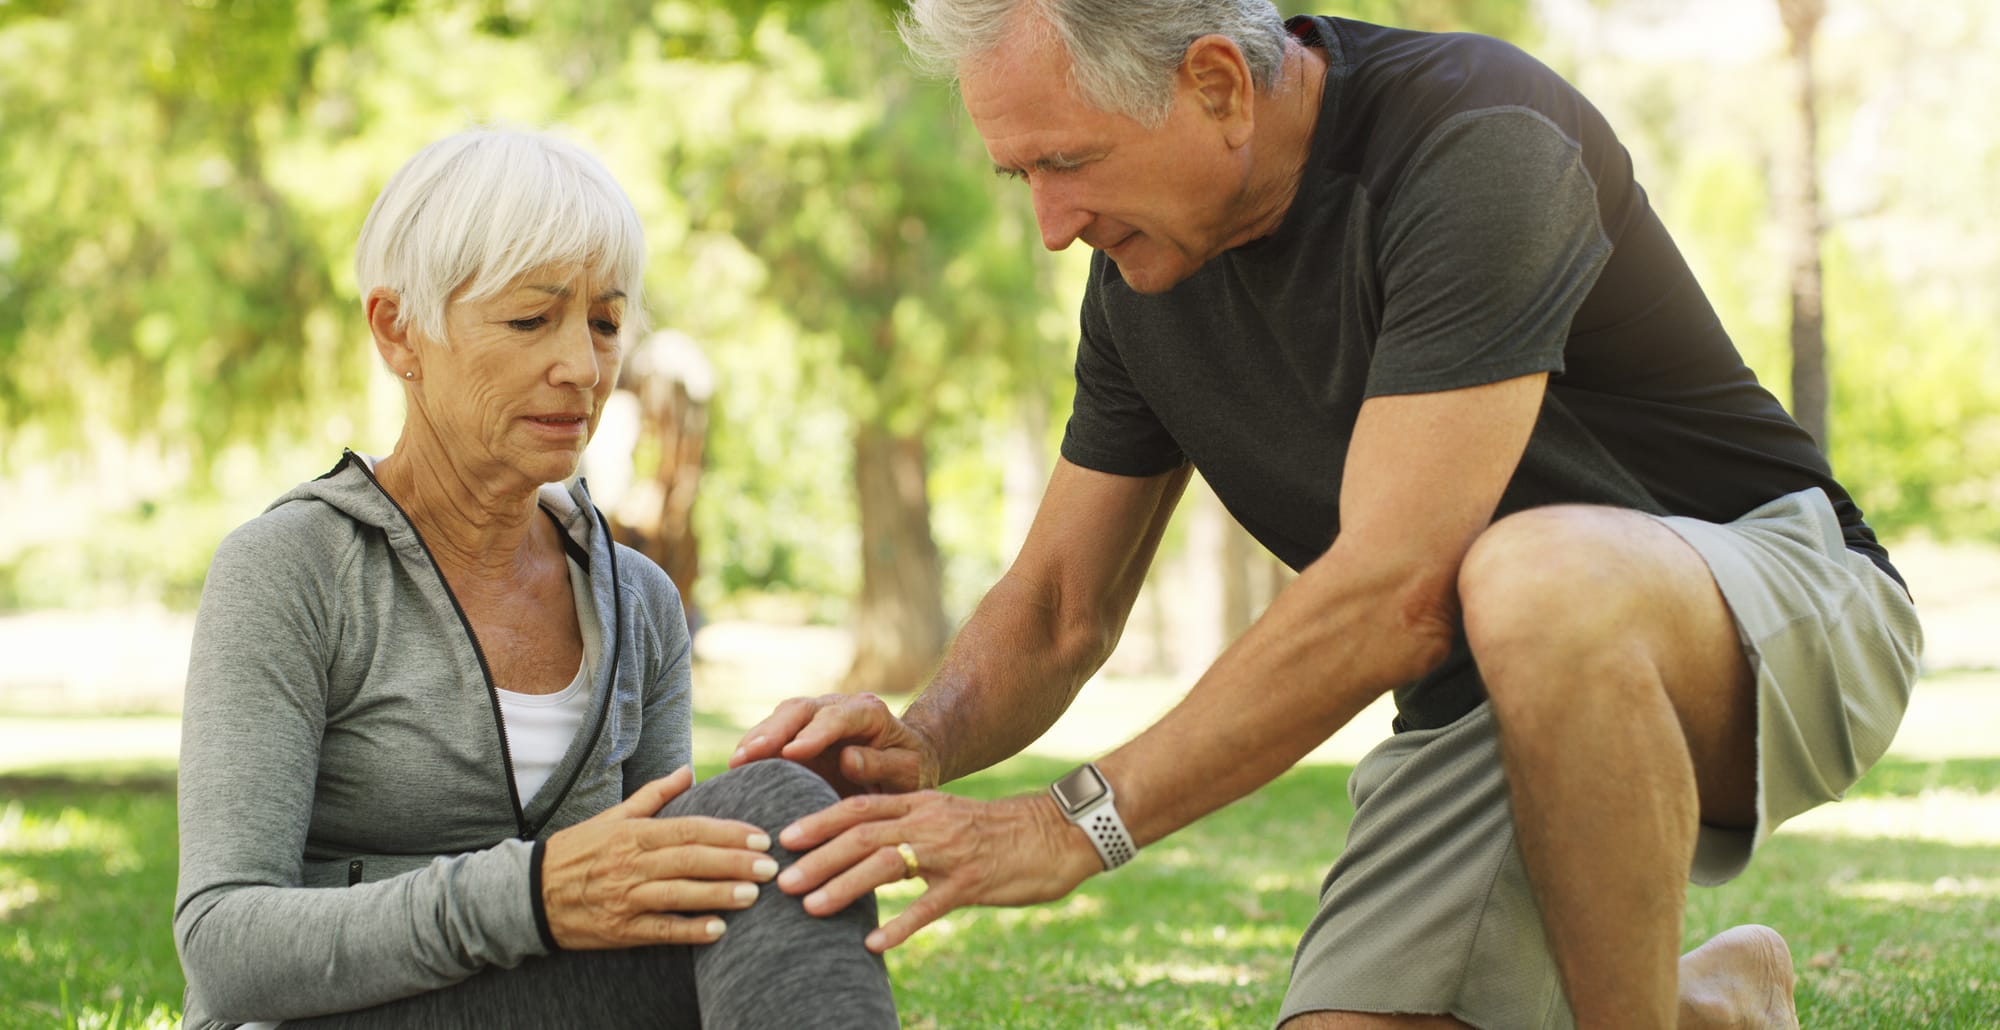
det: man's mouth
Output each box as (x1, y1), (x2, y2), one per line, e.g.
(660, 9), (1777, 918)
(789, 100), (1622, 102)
(1096, 232), (1138, 254)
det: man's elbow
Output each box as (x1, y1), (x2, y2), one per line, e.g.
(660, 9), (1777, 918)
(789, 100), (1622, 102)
(1381, 571), (1462, 686)
(1055, 612), (1122, 687)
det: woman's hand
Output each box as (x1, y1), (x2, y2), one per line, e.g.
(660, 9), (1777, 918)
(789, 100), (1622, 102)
(729, 693), (941, 797)
(540, 767), (777, 949)
(774, 789), (1103, 953)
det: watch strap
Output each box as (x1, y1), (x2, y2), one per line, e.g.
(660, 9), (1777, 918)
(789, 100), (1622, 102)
(1076, 794), (1137, 870)
(1051, 763), (1137, 870)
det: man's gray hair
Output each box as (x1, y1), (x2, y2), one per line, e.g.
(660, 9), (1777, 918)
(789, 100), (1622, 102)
(354, 126), (648, 349)
(898, 0), (1289, 126)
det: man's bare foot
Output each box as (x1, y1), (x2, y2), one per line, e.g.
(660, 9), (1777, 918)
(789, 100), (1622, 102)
(1678, 924), (1800, 1029)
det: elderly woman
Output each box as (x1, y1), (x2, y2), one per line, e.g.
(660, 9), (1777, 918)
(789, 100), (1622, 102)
(173, 127), (898, 1029)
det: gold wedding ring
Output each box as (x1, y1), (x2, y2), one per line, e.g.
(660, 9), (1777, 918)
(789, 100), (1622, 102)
(895, 841), (921, 880)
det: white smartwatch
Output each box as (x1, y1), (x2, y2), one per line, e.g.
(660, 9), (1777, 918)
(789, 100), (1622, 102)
(1049, 762), (1137, 870)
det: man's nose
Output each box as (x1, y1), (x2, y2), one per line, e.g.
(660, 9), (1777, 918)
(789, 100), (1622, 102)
(1031, 179), (1089, 252)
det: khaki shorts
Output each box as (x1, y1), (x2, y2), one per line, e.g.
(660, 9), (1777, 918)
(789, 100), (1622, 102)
(1277, 488), (1923, 1028)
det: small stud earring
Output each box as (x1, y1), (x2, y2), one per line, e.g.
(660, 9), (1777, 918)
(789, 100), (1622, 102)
(404, 371), (415, 380)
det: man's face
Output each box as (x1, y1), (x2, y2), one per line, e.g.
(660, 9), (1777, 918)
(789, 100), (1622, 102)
(960, 24), (1247, 294)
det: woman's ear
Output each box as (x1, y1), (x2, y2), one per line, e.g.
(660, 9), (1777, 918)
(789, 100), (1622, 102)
(366, 288), (419, 380)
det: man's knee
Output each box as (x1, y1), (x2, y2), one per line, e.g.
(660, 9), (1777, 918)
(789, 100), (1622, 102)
(676, 759), (837, 835)
(1459, 507), (1669, 707)
(1461, 506), (1650, 640)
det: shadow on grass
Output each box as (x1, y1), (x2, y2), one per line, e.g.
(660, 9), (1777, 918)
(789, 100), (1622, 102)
(1687, 832), (2000, 1028)
(0, 777), (183, 1029)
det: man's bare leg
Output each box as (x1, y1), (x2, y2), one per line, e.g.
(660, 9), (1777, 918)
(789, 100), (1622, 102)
(1456, 506), (1788, 1028)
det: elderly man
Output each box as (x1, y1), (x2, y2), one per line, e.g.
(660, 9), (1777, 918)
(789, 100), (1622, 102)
(734, 2), (1921, 1027)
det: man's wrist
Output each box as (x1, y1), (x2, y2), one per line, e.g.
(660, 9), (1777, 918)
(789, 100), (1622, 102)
(901, 717), (947, 790)
(1048, 761), (1139, 870)
(1032, 792), (1109, 883)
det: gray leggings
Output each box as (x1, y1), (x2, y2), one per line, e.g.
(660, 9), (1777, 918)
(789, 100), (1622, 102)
(283, 760), (896, 1029)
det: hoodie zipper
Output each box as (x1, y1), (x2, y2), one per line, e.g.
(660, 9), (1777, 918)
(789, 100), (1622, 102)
(348, 453), (530, 839)
(520, 492), (623, 840)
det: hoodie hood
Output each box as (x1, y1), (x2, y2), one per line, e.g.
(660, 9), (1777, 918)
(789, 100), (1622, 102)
(278, 449), (602, 559)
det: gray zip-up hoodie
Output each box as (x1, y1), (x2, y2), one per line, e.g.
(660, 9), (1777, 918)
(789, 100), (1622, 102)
(174, 451), (692, 1027)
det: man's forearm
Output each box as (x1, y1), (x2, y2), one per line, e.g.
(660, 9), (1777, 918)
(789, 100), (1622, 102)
(902, 572), (1118, 785)
(1098, 545), (1456, 847)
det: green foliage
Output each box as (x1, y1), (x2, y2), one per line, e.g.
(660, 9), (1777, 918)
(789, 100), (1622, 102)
(0, 0), (371, 465)
(2, 0), (1997, 618)
(1823, 240), (2000, 538)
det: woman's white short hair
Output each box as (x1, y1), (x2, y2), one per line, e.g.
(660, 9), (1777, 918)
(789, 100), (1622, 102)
(354, 126), (648, 348)
(898, 0), (1287, 127)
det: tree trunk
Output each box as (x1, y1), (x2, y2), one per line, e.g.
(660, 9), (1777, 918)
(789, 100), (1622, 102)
(1780, 0), (1829, 450)
(1220, 507), (1258, 648)
(842, 419), (949, 695)
(602, 330), (713, 634)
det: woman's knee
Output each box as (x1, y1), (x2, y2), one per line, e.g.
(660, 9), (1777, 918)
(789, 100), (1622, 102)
(675, 759), (837, 834)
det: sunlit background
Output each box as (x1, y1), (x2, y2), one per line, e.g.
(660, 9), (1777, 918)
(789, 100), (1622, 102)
(0, 0), (1995, 1026)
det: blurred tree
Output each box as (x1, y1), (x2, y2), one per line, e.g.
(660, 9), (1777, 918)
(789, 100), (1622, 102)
(1779, 0), (1830, 448)
(660, 1), (1070, 693)
(0, 0), (375, 466)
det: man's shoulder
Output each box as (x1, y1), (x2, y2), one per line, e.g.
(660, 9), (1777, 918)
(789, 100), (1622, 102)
(1307, 20), (1607, 212)
(1326, 21), (1586, 163)
(1331, 18), (1567, 104)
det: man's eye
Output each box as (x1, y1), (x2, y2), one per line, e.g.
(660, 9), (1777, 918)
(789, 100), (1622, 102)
(507, 317), (547, 332)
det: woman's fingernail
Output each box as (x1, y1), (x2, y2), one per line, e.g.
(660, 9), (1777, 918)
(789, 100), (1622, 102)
(754, 858), (780, 880)
(730, 748), (746, 764)
(706, 918), (727, 938)
(865, 931), (885, 951)
(747, 832), (771, 851)
(733, 883), (758, 904)
(805, 890), (826, 910)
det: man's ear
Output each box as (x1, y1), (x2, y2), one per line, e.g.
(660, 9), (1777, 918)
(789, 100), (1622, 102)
(1181, 34), (1255, 146)
(366, 288), (420, 379)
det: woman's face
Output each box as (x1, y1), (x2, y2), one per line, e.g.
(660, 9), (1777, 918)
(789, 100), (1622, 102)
(416, 263), (627, 492)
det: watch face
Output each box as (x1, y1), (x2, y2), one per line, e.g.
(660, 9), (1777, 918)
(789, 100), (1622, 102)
(1052, 764), (1109, 814)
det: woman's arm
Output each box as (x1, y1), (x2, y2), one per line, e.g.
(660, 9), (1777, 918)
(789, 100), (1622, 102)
(174, 517), (548, 1023)
(621, 555), (694, 794)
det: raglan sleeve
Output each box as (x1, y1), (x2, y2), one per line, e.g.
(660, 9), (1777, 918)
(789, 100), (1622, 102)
(173, 516), (547, 1025)
(1363, 106), (1613, 398)
(1058, 257), (1188, 477)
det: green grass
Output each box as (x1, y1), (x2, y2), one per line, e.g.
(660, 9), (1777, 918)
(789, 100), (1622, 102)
(2, 754), (1997, 1028)
(0, 767), (180, 1030)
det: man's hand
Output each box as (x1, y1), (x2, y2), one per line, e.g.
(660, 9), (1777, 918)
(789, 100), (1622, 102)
(775, 789), (1102, 952)
(729, 693), (941, 796)
(539, 768), (776, 949)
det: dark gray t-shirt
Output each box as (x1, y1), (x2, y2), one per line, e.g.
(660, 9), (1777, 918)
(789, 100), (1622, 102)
(1060, 16), (1897, 731)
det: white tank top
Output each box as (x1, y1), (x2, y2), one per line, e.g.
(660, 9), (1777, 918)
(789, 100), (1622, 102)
(495, 659), (591, 802)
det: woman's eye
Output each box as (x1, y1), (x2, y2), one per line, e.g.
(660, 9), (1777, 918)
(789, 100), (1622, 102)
(592, 319), (620, 336)
(507, 316), (547, 332)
